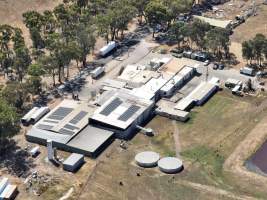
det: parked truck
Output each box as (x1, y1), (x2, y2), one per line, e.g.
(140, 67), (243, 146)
(99, 41), (116, 57)
(240, 67), (255, 76)
(90, 67), (105, 79)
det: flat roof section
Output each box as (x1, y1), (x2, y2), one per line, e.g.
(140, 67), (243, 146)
(63, 153), (84, 166)
(101, 79), (126, 90)
(156, 99), (189, 121)
(159, 58), (185, 75)
(132, 77), (168, 100)
(26, 127), (71, 145)
(175, 97), (195, 111)
(67, 125), (114, 154)
(188, 82), (217, 102)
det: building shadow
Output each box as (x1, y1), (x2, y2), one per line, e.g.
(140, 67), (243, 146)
(0, 139), (35, 178)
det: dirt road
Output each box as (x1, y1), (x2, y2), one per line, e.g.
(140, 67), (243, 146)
(176, 180), (259, 200)
(172, 121), (181, 157)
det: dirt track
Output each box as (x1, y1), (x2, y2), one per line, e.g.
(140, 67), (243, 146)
(176, 180), (259, 200)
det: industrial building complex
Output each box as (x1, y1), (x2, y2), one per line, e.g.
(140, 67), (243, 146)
(25, 56), (219, 158)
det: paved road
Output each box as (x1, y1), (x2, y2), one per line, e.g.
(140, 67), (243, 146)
(196, 64), (253, 83)
(78, 39), (158, 100)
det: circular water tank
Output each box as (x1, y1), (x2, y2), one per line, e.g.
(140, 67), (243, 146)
(135, 151), (160, 168)
(158, 157), (183, 174)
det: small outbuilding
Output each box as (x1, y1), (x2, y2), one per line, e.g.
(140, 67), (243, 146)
(0, 184), (18, 200)
(63, 153), (84, 172)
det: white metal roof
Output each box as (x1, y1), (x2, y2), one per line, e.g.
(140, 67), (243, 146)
(118, 65), (159, 88)
(132, 77), (168, 100)
(178, 66), (194, 76)
(21, 107), (39, 121)
(226, 78), (242, 85)
(90, 89), (153, 130)
(102, 78), (126, 89)
(188, 82), (217, 101)
(175, 97), (195, 111)
(63, 153), (84, 166)
(99, 41), (115, 53)
(156, 99), (189, 118)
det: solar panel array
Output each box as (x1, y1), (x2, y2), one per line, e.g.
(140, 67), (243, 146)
(37, 124), (54, 131)
(43, 120), (58, 124)
(69, 111), (88, 124)
(100, 98), (123, 116)
(48, 107), (73, 121)
(118, 105), (140, 122)
(64, 124), (79, 130)
(59, 128), (75, 135)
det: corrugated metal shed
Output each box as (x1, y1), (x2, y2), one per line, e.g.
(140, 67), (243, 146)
(175, 97), (195, 111)
(0, 184), (18, 200)
(188, 82), (218, 105)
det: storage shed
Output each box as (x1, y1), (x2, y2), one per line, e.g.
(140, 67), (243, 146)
(188, 82), (218, 106)
(63, 153), (84, 172)
(30, 107), (50, 124)
(0, 178), (9, 195)
(21, 107), (39, 125)
(0, 184), (18, 200)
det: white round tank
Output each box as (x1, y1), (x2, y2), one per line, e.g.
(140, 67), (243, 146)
(158, 157), (183, 173)
(135, 151), (160, 168)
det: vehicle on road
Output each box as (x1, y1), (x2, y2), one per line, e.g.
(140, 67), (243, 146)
(90, 67), (105, 79)
(240, 67), (255, 76)
(213, 63), (219, 70)
(218, 64), (224, 70)
(204, 60), (210, 66)
(99, 41), (116, 57)
(212, 63), (224, 70)
(225, 78), (242, 89)
(256, 71), (267, 77)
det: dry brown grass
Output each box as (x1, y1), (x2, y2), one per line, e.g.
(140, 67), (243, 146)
(0, 0), (61, 44)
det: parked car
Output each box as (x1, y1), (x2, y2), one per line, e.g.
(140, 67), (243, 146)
(240, 67), (255, 76)
(218, 64), (224, 70)
(172, 53), (183, 58)
(170, 48), (183, 54)
(213, 63), (224, 70)
(183, 50), (193, 58)
(213, 63), (219, 70)
(256, 71), (267, 77)
(204, 60), (210, 66)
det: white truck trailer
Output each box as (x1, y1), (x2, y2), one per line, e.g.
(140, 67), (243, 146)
(99, 41), (116, 57)
(30, 107), (50, 124)
(21, 107), (39, 125)
(90, 67), (105, 79)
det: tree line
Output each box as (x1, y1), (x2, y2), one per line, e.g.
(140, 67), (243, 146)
(242, 34), (267, 67)
(169, 19), (231, 60)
